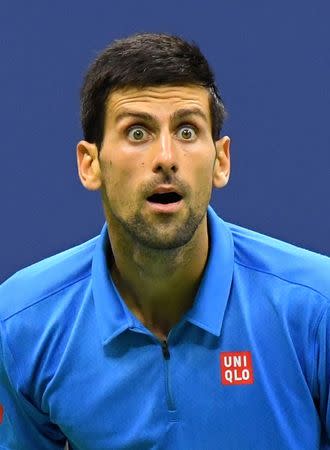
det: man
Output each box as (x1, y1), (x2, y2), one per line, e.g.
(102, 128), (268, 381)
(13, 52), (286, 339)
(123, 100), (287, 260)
(0, 33), (329, 450)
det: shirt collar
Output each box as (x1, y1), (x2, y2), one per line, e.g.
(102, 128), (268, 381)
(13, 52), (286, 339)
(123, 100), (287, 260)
(184, 206), (234, 335)
(92, 205), (234, 345)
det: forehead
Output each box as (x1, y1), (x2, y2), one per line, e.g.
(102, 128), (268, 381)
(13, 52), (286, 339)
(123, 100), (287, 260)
(106, 85), (211, 122)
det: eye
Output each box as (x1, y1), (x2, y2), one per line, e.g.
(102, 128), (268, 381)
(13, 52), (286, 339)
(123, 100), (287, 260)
(127, 126), (148, 142)
(177, 125), (197, 141)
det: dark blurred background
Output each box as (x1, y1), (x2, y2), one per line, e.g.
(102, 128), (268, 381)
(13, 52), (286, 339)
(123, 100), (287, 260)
(1, 0), (329, 282)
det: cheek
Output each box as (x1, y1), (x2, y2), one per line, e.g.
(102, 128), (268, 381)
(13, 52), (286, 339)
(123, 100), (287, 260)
(190, 158), (215, 202)
(100, 152), (131, 181)
(193, 155), (215, 184)
(100, 156), (140, 203)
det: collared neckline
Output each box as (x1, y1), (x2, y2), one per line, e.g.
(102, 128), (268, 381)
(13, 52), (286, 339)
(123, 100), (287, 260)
(92, 205), (234, 345)
(184, 206), (234, 335)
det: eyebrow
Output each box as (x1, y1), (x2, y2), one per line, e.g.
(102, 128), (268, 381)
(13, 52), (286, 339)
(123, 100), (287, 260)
(171, 107), (209, 124)
(114, 107), (209, 127)
(115, 110), (156, 126)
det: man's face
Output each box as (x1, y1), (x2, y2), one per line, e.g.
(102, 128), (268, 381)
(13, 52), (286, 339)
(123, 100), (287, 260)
(85, 85), (230, 250)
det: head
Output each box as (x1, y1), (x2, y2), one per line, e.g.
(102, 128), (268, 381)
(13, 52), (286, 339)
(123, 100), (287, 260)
(80, 32), (226, 150)
(77, 33), (230, 251)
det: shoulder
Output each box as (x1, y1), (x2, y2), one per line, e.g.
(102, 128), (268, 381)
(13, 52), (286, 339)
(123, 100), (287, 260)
(224, 221), (330, 383)
(0, 234), (101, 408)
(0, 234), (99, 321)
(226, 221), (330, 301)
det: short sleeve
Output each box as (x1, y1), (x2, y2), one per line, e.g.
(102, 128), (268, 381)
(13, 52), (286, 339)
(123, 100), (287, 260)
(315, 302), (330, 446)
(0, 321), (67, 450)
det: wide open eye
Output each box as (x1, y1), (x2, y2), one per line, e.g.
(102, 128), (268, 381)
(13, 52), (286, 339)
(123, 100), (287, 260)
(177, 126), (197, 141)
(127, 127), (148, 142)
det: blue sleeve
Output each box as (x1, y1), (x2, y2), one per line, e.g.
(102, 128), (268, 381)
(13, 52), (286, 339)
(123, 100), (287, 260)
(0, 322), (67, 450)
(315, 302), (330, 446)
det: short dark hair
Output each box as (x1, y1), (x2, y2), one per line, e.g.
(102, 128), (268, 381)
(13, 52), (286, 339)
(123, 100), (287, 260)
(80, 32), (226, 149)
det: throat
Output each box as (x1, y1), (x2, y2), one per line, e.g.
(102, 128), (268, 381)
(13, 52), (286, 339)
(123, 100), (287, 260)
(110, 265), (195, 335)
(125, 293), (191, 331)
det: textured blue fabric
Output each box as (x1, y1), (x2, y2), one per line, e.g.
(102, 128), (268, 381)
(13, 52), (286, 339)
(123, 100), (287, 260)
(0, 205), (329, 449)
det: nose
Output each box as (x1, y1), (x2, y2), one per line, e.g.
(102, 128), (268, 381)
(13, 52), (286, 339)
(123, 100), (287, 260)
(151, 131), (178, 175)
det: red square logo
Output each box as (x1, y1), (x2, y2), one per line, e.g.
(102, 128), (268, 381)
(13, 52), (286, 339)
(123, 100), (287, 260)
(0, 404), (4, 424)
(220, 351), (254, 385)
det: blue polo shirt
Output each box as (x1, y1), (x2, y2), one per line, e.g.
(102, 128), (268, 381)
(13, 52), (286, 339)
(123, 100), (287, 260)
(0, 205), (329, 449)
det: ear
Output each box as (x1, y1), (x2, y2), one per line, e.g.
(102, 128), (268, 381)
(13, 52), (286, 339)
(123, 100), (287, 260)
(212, 136), (231, 189)
(76, 140), (102, 191)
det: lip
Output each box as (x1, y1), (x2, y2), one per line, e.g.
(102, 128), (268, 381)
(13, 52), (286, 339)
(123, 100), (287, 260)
(148, 185), (183, 196)
(146, 199), (183, 213)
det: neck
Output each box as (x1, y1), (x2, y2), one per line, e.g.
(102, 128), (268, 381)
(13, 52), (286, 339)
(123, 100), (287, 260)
(107, 215), (210, 338)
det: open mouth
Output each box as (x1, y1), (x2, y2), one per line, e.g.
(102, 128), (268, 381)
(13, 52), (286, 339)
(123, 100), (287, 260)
(147, 192), (183, 204)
